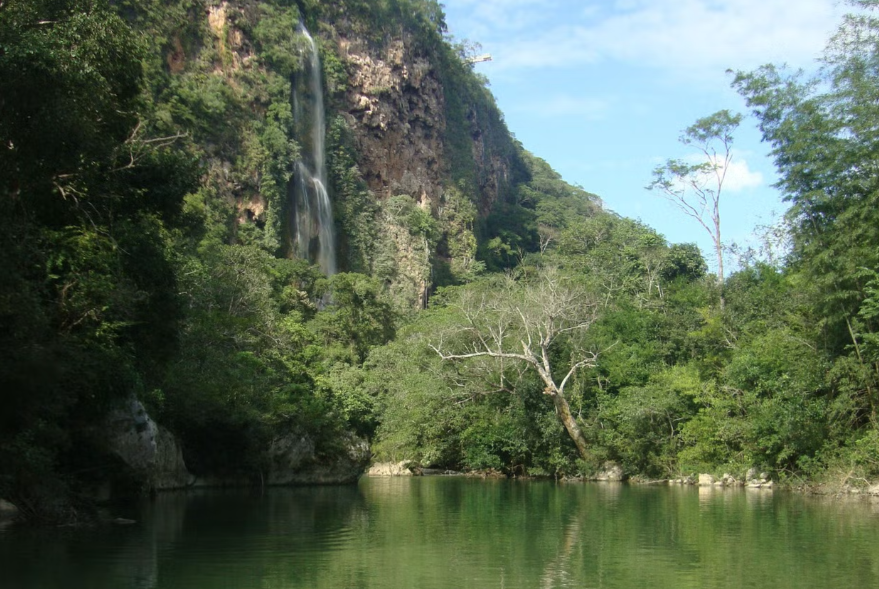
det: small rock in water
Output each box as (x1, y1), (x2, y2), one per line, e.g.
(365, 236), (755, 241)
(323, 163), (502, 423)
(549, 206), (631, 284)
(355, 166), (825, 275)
(366, 461), (415, 476)
(698, 473), (715, 486)
(595, 462), (624, 482)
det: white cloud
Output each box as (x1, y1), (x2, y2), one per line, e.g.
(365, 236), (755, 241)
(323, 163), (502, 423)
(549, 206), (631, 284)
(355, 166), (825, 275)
(716, 158), (764, 192)
(685, 153), (764, 192)
(445, 0), (558, 38)
(447, 0), (849, 77)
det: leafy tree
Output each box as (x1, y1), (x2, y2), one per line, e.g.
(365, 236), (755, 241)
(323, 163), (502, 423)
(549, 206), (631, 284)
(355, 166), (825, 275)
(731, 2), (879, 354)
(311, 272), (397, 364)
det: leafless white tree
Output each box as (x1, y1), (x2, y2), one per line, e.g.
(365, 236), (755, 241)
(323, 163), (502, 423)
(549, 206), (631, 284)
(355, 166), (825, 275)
(430, 268), (599, 460)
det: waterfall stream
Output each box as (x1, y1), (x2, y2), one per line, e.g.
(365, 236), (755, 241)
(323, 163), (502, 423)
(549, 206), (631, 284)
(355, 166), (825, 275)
(291, 23), (336, 276)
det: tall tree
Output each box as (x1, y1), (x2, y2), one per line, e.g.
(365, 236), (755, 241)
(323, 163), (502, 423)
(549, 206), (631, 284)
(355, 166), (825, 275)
(732, 1), (879, 355)
(648, 110), (743, 307)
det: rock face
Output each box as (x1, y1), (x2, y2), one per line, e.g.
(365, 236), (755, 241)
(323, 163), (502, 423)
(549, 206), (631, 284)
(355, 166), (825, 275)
(341, 36), (445, 207)
(268, 432), (370, 485)
(153, 427), (195, 490)
(103, 397), (370, 492)
(325, 22), (520, 306)
(103, 396), (194, 492)
(104, 396), (159, 472)
(334, 31), (518, 210)
(0, 498), (18, 520)
(162, 3), (520, 308)
(366, 461), (417, 476)
(594, 462), (625, 482)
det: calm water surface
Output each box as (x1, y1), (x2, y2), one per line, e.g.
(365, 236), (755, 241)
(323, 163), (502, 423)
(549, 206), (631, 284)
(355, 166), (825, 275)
(1, 478), (878, 589)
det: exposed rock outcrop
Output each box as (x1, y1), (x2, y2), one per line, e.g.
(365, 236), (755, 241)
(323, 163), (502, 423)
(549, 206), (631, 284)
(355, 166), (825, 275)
(103, 396), (194, 492)
(594, 462), (625, 482)
(366, 461), (417, 476)
(153, 427), (195, 490)
(698, 473), (716, 486)
(0, 498), (19, 521)
(104, 400), (370, 491)
(339, 35), (445, 206)
(268, 432), (370, 485)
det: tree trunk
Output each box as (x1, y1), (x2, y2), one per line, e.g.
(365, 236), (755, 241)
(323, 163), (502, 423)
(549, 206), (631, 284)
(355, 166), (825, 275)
(714, 234), (725, 310)
(550, 390), (590, 462)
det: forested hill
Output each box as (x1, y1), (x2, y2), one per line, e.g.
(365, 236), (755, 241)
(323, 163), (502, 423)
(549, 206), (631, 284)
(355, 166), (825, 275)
(3, 0), (879, 521)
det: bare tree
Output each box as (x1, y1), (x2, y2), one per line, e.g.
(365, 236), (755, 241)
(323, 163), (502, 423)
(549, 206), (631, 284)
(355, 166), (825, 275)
(430, 268), (599, 461)
(648, 110), (743, 307)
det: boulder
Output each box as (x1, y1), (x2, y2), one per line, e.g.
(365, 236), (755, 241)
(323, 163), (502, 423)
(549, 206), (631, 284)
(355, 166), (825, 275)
(366, 461), (416, 476)
(595, 462), (625, 482)
(151, 427), (195, 490)
(0, 498), (19, 519)
(698, 473), (716, 486)
(268, 432), (370, 485)
(0, 498), (19, 528)
(268, 434), (316, 474)
(103, 395), (193, 492)
(105, 395), (158, 472)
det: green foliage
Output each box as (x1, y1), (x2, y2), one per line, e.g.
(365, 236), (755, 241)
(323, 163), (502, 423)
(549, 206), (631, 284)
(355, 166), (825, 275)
(252, 4), (303, 77)
(9, 0), (879, 515)
(732, 8), (879, 353)
(0, 0), (198, 517)
(311, 273), (397, 364)
(436, 187), (484, 285)
(648, 110), (743, 288)
(317, 0), (446, 53)
(678, 329), (827, 474)
(326, 116), (379, 273)
(162, 244), (333, 476)
(594, 365), (701, 477)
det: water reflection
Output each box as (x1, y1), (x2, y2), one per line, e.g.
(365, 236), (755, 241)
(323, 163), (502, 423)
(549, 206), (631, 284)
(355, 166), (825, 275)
(2, 481), (879, 589)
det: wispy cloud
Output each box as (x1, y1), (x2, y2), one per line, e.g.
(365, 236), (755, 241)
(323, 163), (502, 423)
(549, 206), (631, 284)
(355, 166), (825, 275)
(449, 0), (848, 78)
(715, 158), (764, 192)
(446, 0), (557, 37)
(682, 152), (764, 192)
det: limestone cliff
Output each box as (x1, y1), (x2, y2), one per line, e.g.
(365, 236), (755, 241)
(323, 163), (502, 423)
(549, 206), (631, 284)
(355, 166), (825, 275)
(339, 34), (445, 206)
(145, 0), (525, 307)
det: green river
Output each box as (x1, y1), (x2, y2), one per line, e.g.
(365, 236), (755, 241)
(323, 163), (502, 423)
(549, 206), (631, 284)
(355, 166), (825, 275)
(1, 477), (878, 588)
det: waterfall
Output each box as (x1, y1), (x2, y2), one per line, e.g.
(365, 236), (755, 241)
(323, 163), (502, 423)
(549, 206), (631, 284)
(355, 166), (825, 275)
(291, 23), (336, 276)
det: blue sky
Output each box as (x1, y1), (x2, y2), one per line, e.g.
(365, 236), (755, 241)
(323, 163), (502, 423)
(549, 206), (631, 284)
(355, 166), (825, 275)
(440, 0), (851, 270)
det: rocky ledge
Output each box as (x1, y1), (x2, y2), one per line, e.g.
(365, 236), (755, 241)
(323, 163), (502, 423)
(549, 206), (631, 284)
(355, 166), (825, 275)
(100, 396), (370, 500)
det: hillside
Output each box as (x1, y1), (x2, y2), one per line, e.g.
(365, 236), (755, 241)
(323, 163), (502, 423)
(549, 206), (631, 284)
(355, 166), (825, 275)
(4, 0), (879, 521)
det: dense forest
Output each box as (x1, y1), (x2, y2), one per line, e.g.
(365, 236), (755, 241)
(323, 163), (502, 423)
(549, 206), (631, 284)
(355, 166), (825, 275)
(3, 0), (879, 521)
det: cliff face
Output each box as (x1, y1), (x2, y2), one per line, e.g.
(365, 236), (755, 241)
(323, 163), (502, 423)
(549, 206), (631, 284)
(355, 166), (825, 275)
(332, 23), (520, 221)
(147, 0), (523, 307)
(323, 13), (524, 305)
(339, 34), (445, 207)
